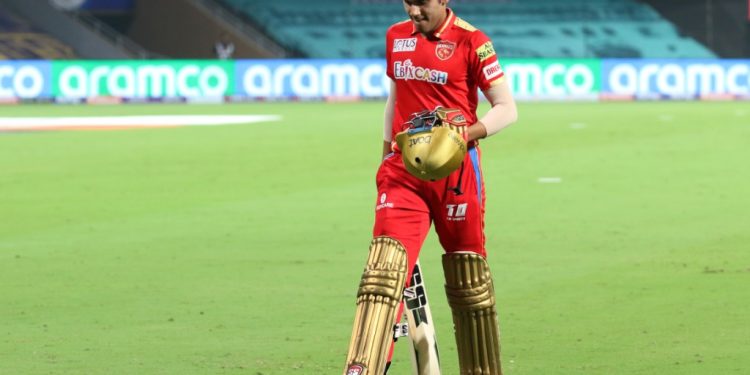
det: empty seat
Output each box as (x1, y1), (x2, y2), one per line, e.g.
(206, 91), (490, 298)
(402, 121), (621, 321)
(223, 0), (715, 59)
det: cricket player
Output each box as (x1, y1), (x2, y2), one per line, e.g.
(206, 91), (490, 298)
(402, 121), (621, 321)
(345, 0), (518, 374)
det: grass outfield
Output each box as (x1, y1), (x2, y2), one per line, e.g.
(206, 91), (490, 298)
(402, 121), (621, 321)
(1, 101), (748, 374)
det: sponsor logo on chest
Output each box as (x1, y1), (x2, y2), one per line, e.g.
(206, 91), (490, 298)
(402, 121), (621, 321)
(394, 59), (449, 85)
(393, 38), (417, 52)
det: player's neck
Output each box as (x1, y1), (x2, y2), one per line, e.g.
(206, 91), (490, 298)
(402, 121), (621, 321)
(421, 9), (449, 38)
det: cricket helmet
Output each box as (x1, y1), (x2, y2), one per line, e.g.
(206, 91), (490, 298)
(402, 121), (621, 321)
(396, 107), (468, 181)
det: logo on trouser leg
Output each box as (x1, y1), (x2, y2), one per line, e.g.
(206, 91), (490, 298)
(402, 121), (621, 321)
(346, 364), (366, 375)
(376, 193), (394, 210)
(446, 203), (467, 221)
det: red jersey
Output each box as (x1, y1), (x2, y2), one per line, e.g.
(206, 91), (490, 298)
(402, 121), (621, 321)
(386, 9), (505, 140)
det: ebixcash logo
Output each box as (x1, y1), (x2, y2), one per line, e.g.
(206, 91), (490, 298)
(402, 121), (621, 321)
(394, 60), (448, 85)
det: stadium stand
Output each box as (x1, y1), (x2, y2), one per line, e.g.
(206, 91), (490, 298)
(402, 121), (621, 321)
(220, 0), (716, 59)
(0, 4), (77, 59)
(2, 0), (141, 59)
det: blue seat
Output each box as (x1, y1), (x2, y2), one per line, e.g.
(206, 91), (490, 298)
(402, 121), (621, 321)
(224, 0), (716, 59)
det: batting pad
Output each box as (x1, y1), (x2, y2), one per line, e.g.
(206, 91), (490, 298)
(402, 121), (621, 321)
(345, 237), (408, 375)
(443, 252), (502, 375)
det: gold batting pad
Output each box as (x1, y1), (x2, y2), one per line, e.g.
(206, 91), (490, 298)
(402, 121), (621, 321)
(443, 252), (503, 375)
(344, 237), (408, 375)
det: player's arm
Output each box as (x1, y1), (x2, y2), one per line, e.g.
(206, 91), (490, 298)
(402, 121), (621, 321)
(383, 80), (397, 158)
(468, 79), (518, 141)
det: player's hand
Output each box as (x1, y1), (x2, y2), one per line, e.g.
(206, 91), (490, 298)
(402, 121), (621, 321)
(393, 130), (409, 153)
(432, 107), (469, 142)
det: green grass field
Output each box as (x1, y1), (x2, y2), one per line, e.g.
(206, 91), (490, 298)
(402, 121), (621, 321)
(1, 101), (748, 374)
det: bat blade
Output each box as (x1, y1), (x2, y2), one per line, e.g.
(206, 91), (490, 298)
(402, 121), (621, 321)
(384, 260), (441, 375)
(403, 260), (442, 375)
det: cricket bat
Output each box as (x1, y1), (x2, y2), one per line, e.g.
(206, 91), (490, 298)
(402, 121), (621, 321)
(384, 260), (442, 374)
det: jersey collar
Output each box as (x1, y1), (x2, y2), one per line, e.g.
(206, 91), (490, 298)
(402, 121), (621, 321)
(411, 8), (455, 39)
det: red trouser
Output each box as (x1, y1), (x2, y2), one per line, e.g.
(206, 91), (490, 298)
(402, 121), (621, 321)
(373, 146), (487, 280)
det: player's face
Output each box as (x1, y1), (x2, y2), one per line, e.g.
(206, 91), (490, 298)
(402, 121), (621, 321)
(403, 0), (449, 35)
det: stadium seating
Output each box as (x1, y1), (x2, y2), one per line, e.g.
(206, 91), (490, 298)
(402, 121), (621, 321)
(0, 5), (76, 59)
(222, 0), (715, 59)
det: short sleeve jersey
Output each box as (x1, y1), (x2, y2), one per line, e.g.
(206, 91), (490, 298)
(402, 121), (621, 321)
(386, 9), (505, 139)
